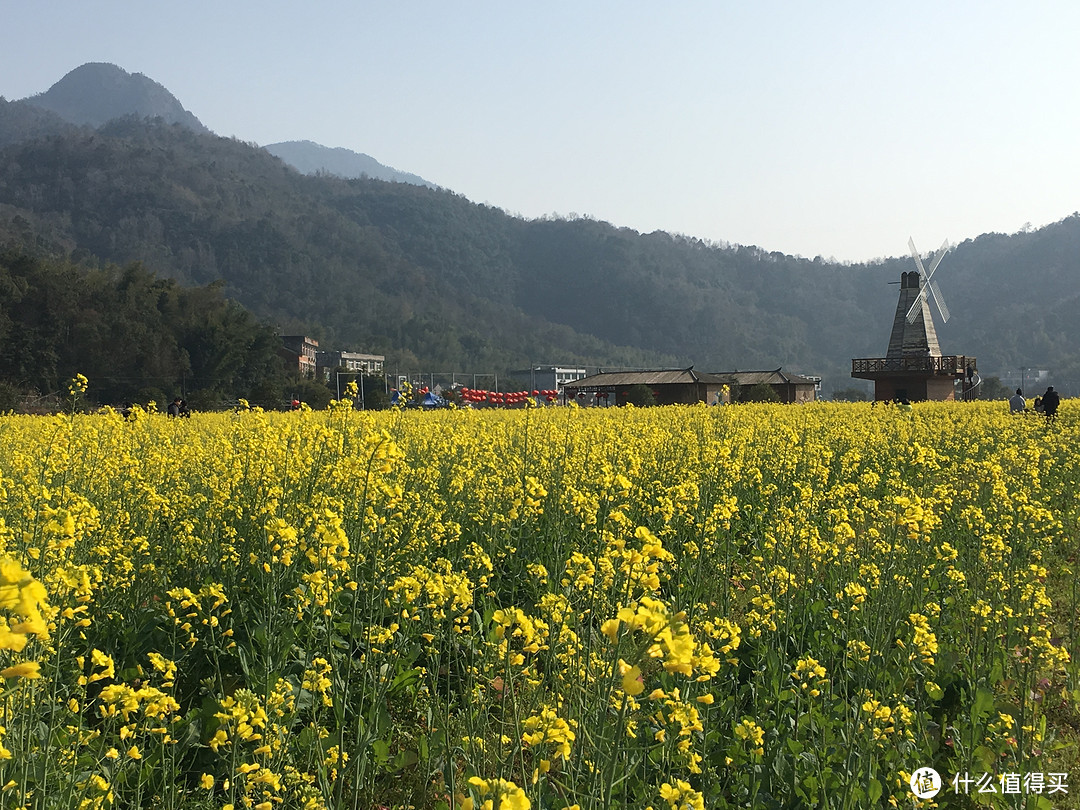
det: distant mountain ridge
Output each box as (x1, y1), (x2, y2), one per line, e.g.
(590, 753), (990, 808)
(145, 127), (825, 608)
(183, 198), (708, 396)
(23, 63), (209, 133)
(265, 140), (436, 188)
(15, 63), (436, 188)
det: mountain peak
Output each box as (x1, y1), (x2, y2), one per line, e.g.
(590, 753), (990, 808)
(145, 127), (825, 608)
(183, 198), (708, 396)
(24, 62), (208, 133)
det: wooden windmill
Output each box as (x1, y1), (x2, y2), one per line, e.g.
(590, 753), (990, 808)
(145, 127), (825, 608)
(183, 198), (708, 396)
(851, 238), (976, 402)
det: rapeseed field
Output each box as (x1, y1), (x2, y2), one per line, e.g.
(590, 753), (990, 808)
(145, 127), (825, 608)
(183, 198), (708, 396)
(0, 388), (1077, 809)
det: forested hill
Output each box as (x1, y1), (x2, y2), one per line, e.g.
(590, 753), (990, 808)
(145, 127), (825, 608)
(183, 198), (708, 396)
(1, 103), (1080, 390)
(0, 110), (673, 373)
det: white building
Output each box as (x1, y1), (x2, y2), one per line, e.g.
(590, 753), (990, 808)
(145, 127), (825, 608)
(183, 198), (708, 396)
(317, 351), (385, 380)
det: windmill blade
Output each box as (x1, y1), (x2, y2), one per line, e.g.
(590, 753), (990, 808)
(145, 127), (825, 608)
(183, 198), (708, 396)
(925, 238), (950, 279)
(908, 237), (927, 275)
(926, 278), (950, 323)
(923, 239), (950, 321)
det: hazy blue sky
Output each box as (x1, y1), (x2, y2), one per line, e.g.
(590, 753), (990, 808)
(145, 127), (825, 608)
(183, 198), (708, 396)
(3, 1), (1078, 261)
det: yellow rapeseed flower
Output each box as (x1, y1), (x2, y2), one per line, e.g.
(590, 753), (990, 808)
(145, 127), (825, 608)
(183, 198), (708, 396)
(0, 661), (40, 679)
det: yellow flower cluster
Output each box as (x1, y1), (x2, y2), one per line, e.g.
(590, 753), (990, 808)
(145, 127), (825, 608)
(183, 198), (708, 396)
(734, 718), (765, 756)
(463, 776), (531, 810)
(791, 655), (828, 698)
(905, 612), (939, 667)
(0, 558), (48, 655)
(659, 779), (705, 810)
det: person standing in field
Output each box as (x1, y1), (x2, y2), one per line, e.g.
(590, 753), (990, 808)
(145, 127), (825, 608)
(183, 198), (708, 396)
(167, 397), (181, 417)
(1041, 386), (1060, 421)
(1009, 389), (1026, 414)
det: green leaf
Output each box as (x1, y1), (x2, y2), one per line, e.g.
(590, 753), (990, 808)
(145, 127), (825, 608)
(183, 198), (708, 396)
(393, 749), (419, 770)
(372, 738), (390, 766)
(390, 665), (421, 694)
(867, 778), (882, 803)
(971, 686), (994, 723)
(972, 745), (995, 771)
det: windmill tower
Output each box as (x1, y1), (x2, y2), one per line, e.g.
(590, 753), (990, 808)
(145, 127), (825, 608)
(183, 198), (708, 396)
(851, 238), (976, 402)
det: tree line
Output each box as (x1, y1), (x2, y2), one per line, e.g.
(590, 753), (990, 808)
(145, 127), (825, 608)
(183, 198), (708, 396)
(0, 247), (289, 410)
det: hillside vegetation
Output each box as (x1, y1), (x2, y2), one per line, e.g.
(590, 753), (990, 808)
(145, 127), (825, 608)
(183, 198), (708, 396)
(2, 98), (1080, 391)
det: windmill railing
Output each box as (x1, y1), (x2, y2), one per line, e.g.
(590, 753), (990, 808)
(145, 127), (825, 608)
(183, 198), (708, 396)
(852, 355), (974, 377)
